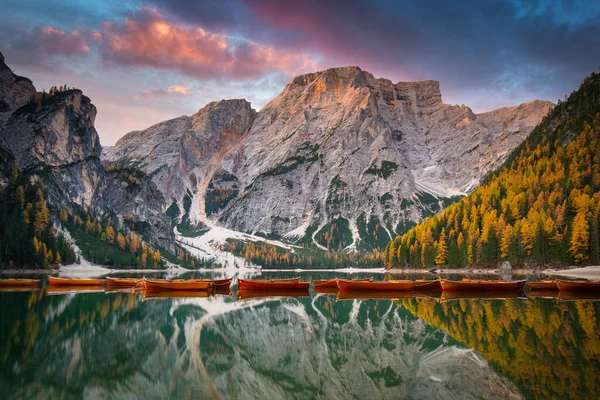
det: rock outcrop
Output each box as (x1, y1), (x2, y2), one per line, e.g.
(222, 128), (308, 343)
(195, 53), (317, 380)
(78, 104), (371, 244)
(0, 51), (35, 131)
(0, 53), (172, 248)
(107, 66), (553, 250)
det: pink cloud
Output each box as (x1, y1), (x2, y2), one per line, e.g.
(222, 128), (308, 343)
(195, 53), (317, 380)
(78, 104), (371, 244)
(35, 26), (89, 55)
(90, 7), (319, 79)
(137, 84), (192, 99)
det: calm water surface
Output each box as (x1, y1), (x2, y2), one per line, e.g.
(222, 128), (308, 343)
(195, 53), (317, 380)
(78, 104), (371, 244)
(0, 272), (598, 399)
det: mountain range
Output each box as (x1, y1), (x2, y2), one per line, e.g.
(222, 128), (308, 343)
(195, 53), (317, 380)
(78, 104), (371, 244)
(0, 51), (554, 265)
(104, 66), (552, 253)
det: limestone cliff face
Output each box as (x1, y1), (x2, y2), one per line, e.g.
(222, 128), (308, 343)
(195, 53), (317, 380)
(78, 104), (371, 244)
(0, 53), (172, 247)
(107, 66), (554, 250)
(105, 99), (257, 227)
(0, 51), (36, 131)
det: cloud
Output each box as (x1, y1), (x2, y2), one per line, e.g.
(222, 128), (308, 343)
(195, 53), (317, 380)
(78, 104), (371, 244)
(137, 84), (191, 99)
(90, 7), (318, 80)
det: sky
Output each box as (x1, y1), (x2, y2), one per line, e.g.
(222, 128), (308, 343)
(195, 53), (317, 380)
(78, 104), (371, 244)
(1, 0), (599, 145)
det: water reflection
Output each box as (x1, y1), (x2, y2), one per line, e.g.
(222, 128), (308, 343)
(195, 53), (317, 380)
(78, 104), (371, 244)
(0, 285), (598, 399)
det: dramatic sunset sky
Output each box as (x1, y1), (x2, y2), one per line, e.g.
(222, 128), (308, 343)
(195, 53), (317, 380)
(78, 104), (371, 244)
(2, 0), (599, 145)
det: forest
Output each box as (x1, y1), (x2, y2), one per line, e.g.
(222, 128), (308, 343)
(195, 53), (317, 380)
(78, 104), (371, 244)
(0, 167), (75, 268)
(224, 239), (383, 269)
(385, 71), (600, 269)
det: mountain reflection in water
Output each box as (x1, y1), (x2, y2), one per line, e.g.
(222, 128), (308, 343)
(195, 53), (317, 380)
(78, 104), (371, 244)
(0, 287), (598, 399)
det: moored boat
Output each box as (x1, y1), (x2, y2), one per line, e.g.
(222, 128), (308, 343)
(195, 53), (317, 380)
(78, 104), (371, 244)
(144, 278), (213, 291)
(106, 277), (143, 288)
(439, 278), (526, 292)
(0, 278), (40, 287)
(337, 279), (413, 292)
(237, 279), (309, 291)
(48, 276), (105, 286)
(200, 278), (232, 287)
(528, 280), (558, 291)
(313, 278), (371, 289)
(556, 279), (600, 292)
(413, 279), (442, 291)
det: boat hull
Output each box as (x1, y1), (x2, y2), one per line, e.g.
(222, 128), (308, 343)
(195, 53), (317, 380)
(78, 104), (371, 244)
(201, 278), (232, 287)
(48, 277), (105, 286)
(237, 279), (309, 291)
(528, 281), (558, 291)
(556, 280), (600, 292)
(337, 280), (413, 291)
(439, 279), (526, 292)
(314, 278), (371, 289)
(413, 280), (442, 291)
(106, 277), (142, 288)
(144, 279), (213, 291)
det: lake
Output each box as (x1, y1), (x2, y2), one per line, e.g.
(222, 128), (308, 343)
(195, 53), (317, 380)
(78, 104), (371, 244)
(0, 273), (598, 399)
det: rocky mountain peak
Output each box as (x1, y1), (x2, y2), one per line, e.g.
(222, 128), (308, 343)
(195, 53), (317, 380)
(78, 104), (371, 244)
(0, 51), (36, 130)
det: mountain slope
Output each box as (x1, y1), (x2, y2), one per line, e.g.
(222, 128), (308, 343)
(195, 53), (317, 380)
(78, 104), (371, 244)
(0, 52), (177, 266)
(108, 66), (553, 251)
(385, 70), (600, 269)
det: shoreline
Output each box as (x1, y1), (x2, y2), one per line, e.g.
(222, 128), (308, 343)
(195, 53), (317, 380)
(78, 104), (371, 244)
(3, 264), (600, 280)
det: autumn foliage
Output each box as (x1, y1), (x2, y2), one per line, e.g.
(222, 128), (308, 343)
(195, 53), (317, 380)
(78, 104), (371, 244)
(385, 71), (600, 269)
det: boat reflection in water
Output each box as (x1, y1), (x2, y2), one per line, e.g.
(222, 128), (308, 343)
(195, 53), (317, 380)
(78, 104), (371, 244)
(237, 289), (310, 300)
(336, 290), (413, 301)
(0, 275), (598, 400)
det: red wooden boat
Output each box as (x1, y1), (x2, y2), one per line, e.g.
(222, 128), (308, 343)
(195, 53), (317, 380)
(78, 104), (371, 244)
(413, 279), (442, 291)
(313, 278), (371, 289)
(237, 279), (309, 291)
(237, 289), (310, 300)
(439, 278), (526, 292)
(106, 277), (143, 288)
(556, 279), (600, 292)
(528, 280), (558, 291)
(337, 290), (413, 300)
(49, 276), (105, 286)
(0, 278), (40, 287)
(144, 278), (213, 291)
(200, 278), (232, 287)
(337, 279), (413, 292)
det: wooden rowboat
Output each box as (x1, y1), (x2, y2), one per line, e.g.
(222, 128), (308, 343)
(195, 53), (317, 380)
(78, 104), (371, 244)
(413, 279), (442, 291)
(0, 278), (40, 287)
(337, 279), (413, 292)
(528, 280), (558, 291)
(200, 278), (232, 287)
(144, 278), (213, 291)
(48, 276), (105, 286)
(106, 277), (143, 288)
(313, 278), (371, 289)
(250, 277), (301, 283)
(556, 279), (600, 292)
(237, 279), (309, 291)
(237, 289), (310, 300)
(337, 290), (413, 300)
(439, 278), (526, 292)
